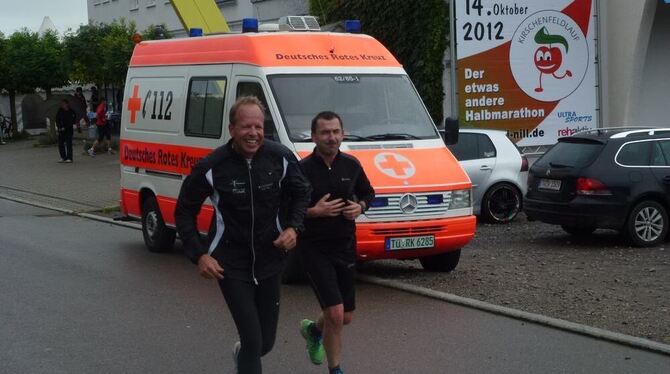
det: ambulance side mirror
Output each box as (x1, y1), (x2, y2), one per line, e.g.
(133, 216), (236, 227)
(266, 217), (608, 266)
(443, 117), (459, 145)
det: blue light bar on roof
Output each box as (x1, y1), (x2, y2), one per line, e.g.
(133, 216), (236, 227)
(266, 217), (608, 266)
(345, 20), (361, 33)
(243, 18), (259, 33)
(189, 28), (203, 37)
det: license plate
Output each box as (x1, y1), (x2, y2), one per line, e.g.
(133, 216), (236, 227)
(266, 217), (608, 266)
(385, 235), (435, 251)
(538, 178), (562, 191)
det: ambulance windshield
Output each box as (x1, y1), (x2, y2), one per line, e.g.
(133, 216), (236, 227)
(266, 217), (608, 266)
(268, 74), (439, 142)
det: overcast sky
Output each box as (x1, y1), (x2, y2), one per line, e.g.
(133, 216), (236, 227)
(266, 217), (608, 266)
(0, 0), (88, 36)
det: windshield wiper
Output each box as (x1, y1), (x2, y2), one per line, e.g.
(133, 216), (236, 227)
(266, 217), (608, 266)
(343, 134), (373, 141)
(366, 133), (420, 140)
(549, 162), (572, 168)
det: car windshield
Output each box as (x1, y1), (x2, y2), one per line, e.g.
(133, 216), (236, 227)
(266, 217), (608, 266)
(535, 139), (604, 168)
(267, 74), (438, 141)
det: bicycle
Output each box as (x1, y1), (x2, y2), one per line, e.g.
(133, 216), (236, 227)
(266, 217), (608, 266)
(0, 113), (13, 144)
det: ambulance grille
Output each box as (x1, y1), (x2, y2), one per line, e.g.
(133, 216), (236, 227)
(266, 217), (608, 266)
(364, 192), (451, 219)
(372, 226), (445, 236)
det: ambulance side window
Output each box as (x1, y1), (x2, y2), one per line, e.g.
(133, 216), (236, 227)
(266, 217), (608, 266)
(236, 82), (278, 141)
(185, 77), (227, 138)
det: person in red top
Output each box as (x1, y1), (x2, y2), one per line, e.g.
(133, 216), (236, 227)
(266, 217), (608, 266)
(88, 98), (113, 156)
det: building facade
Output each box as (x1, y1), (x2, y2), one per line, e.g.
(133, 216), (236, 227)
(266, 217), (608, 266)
(87, 0), (308, 36)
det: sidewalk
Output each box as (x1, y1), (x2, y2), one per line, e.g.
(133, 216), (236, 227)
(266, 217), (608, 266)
(0, 136), (119, 213)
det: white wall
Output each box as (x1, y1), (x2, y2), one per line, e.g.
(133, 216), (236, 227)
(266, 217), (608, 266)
(599, 0), (657, 125)
(630, 0), (670, 126)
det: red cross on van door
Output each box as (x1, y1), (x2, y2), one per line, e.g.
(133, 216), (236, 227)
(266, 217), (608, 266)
(127, 85), (141, 124)
(374, 152), (416, 179)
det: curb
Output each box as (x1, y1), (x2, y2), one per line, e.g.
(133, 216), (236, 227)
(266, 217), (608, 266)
(0, 193), (141, 230)
(3, 194), (670, 356)
(357, 274), (670, 356)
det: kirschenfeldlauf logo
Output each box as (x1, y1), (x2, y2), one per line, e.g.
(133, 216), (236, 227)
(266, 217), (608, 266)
(510, 10), (589, 102)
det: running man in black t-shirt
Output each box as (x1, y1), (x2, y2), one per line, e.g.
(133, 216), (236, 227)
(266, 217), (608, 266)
(298, 111), (375, 374)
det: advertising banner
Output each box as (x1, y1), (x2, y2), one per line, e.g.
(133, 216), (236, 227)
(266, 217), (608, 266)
(454, 0), (598, 146)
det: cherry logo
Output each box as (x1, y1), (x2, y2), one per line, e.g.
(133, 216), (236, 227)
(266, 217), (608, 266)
(510, 11), (589, 103)
(533, 27), (572, 93)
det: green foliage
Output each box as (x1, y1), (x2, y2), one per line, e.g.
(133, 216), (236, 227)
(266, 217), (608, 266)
(141, 24), (172, 40)
(64, 21), (171, 86)
(100, 21), (137, 85)
(309, 0), (449, 124)
(36, 31), (70, 95)
(4, 30), (40, 93)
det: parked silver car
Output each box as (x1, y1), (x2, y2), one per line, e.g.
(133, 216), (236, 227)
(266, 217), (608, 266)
(445, 129), (528, 223)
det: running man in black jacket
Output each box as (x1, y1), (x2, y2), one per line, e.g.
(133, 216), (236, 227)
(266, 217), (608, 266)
(299, 111), (375, 374)
(175, 96), (311, 374)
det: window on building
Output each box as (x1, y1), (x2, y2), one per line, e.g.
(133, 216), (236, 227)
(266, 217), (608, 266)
(146, 0), (156, 7)
(129, 0), (139, 11)
(185, 78), (227, 138)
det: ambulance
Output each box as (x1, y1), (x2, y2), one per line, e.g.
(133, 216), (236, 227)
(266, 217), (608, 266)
(119, 16), (476, 276)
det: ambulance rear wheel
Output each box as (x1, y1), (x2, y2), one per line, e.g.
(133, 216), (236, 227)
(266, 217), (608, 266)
(142, 196), (175, 253)
(419, 249), (461, 272)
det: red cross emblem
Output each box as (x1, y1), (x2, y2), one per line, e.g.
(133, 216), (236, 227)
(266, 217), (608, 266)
(374, 153), (415, 179)
(127, 85), (141, 124)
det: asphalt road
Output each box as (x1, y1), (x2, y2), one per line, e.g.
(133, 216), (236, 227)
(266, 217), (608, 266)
(2, 199), (669, 374)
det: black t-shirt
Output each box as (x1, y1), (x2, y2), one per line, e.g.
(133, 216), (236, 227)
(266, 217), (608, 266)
(300, 150), (375, 246)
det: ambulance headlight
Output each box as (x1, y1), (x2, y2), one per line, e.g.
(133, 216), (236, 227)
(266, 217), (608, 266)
(449, 189), (471, 209)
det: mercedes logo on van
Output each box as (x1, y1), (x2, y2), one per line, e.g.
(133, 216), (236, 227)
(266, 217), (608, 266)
(546, 169), (551, 176)
(399, 193), (418, 214)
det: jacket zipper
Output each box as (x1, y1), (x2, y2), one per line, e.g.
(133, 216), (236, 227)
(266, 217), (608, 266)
(247, 159), (258, 285)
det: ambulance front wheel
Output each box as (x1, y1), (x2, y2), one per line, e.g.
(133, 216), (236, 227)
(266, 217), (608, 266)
(419, 249), (461, 272)
(141, 196), (176, 253)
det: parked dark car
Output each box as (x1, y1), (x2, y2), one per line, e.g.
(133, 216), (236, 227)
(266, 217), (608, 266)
(524, 127), (670, 247)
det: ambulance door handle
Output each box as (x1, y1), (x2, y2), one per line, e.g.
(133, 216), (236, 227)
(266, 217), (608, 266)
(480, 165), (492, 171)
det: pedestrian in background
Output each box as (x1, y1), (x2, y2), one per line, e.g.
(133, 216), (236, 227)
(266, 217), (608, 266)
(89, 86), (99, 112)
(73, 87), (88, 130)
(175, 96), (311, 374)
(88, 98), (113, 156)
(55, 99), (76, 163)
(298, 111), (375, 374)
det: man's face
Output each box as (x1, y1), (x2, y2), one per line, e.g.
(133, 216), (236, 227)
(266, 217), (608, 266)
(312, 117), (343, 158)
(229, 104), (264, 159)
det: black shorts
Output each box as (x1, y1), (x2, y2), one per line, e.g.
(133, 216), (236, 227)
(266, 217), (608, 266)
(97, 124), (111, 141)
(300, 239), (356, 312)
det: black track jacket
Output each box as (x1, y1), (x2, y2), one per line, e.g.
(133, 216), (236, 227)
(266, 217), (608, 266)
(175, 140), (311, 283)
(300, 150), (375, 247)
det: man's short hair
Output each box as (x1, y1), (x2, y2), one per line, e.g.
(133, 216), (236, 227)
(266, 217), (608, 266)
(311, 111), (343, 133)
(229, 96), (266, 125)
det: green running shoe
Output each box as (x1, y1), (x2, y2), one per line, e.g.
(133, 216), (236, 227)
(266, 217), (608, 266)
(300, 319), (325, 365)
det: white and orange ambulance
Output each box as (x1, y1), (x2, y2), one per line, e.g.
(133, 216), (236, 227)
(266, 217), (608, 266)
(119, 17), (475, 274)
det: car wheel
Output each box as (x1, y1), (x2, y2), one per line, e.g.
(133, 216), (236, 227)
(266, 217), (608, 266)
(281, 250), (307, 284)
(625, 200), (668, 247)
(481, 183), (522, 224)
(141, 196), (176, 253)
(561, 225), (596, 237)
(419, 249), (461, 272)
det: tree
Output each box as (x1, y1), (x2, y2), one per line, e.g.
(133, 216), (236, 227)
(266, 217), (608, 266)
(309, 0), (449, 125)
(2, 30), (41, 130)
(35, 31), (69, 98)
(64, 23), (110, 87)
(100, 21), (137, 87)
